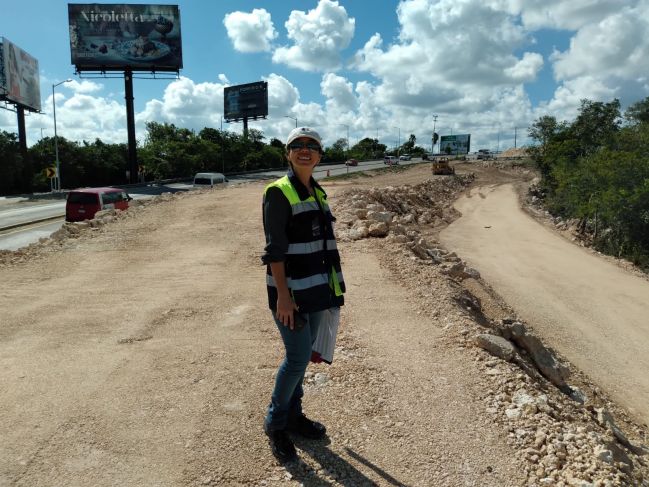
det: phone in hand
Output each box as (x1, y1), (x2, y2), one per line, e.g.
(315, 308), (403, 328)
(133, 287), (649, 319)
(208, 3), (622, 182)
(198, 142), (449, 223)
(293, 311), (307, 329)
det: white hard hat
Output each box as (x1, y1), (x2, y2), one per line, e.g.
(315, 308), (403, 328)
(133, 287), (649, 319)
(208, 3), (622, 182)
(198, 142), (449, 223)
(286, 126), (322, 147)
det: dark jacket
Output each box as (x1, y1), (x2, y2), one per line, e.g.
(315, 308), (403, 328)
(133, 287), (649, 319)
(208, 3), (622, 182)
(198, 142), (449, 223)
(262, 172), (345, 312)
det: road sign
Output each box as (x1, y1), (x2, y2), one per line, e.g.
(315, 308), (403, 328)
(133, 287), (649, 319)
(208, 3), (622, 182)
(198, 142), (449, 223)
(45, 167), (56, 178)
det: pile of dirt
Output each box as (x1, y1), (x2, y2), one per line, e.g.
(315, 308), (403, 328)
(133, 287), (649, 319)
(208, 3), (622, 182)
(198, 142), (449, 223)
(500, 147), (529, 158)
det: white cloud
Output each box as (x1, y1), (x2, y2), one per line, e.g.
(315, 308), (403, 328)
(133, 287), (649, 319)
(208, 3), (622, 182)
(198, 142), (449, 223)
(66, 79), (103, 94)
(223, 8), (277, 53)
(535, 77), (619, 121)
(320, 73), (356, 112)
(505, 52), (544, 82)
(136, 77), (226, 131)
(512, 0), (630, 30)
(272, 0), (355, 72)
(551, 3), (649, 81)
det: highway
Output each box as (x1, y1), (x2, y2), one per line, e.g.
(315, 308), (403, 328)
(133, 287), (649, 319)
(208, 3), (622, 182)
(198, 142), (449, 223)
(0, 158), (418, 250)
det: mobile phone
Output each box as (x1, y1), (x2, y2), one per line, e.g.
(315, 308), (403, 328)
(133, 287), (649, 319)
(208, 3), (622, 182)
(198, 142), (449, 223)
(293, 311), (307, 329)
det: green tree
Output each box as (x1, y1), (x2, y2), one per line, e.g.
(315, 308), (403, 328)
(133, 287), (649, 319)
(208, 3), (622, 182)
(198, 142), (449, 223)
(0, 131), (24, 194)
(323, 138), (347, 163)
(571, 98), (621, 156)
(624, 96), (649, 125)
(530, 96), (649, 269)
(402, 134), (416, 153)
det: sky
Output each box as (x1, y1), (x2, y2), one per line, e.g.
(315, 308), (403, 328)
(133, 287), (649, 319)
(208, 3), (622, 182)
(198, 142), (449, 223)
(1, 0), (648, 153)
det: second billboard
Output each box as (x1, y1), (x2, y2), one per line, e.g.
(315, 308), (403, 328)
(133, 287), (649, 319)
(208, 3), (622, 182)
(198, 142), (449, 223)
(224, 82), (268, 122)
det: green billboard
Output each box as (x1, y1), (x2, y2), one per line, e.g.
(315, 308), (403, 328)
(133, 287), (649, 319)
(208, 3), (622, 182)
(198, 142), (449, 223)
(439, 134), (471, 155)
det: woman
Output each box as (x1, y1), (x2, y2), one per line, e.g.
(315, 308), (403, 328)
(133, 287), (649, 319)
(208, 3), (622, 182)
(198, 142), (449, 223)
(261, 126), (345, 463)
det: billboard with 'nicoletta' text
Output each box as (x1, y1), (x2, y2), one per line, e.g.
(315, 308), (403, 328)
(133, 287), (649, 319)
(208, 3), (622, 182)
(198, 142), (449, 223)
(0, 38), (41, 112)
(68, 4), (183, 72)
(440, 134), (471, 155)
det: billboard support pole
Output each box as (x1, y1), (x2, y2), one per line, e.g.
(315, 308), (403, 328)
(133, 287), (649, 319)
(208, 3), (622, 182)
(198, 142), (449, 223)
(124, 69), (138, 184)
(16, 106), (32, 192)
(243, 117), (248, 140)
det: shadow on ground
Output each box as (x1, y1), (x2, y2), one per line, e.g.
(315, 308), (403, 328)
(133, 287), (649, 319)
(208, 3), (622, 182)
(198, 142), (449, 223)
(283, 436), (409, 487)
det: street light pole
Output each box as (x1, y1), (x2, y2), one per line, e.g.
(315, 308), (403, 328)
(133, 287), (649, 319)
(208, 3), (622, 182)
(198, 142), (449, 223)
(340, 123), (349, 152)
(284, 115), (297, 128)
(393, 126), (400, 158)
(432, 114), (438, 154)
(52, 79), (72, 192)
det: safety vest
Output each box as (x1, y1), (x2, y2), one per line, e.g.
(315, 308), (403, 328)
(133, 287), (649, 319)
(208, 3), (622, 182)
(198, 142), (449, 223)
(264, 175), (345, 312)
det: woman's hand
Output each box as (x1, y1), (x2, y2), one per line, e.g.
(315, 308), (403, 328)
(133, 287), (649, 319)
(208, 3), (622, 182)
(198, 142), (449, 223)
(276, 294), (298, 329)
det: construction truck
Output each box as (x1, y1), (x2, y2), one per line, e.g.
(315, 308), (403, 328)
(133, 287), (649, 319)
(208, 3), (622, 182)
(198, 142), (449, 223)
(432, 157), (455, 175)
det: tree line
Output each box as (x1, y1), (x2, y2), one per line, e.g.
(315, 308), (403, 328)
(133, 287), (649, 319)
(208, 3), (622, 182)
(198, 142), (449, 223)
(0, 121), (430, 195)
(528, 96), (649, 269)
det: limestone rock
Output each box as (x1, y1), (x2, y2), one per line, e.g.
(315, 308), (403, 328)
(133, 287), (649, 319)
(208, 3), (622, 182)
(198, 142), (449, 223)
(475, 334), (517, 362)
(368, 222), (389, 237)
(502, 321), (570, 388)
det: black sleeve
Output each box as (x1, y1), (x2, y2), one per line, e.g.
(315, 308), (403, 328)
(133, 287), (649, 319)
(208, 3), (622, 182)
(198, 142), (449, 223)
(261, 186), (291, 265)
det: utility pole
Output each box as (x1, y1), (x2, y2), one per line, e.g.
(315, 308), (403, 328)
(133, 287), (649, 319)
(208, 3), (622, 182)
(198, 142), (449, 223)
(393, 126), (400, 157)
(340, 124), (350, 158)
(497, 124), (501, 153)
(514, 126), (517, 149)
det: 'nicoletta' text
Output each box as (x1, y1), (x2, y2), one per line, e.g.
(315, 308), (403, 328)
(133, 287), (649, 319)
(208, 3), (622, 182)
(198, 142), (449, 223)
(80, 10), (164, 23)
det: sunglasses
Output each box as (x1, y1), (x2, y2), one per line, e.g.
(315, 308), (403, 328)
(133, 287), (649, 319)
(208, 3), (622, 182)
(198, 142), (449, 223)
(288, 141), (321, 152)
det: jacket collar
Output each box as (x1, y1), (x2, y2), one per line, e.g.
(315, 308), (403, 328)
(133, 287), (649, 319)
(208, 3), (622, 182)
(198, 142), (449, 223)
(287, 169), (326, 201)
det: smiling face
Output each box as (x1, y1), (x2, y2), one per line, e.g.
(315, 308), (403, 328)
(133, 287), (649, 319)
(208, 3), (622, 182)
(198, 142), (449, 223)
(287, 136), (322, 177)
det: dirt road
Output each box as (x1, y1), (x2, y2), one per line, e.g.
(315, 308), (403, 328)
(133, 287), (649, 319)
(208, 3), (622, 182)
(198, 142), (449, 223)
(1, 164), (646, 486)
(0, 171), (528, 486)
(440, 182), (649, 426)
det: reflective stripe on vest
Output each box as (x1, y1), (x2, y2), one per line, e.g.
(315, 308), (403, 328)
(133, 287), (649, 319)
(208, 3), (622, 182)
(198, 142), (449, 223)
(267, 271), (344, 291)
(287, 239), (338, 255)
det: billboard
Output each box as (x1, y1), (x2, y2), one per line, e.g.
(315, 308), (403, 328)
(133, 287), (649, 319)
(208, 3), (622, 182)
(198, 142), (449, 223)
(440, 134), (471, 155)
(68, 4), (183, 72)
(224, 81), (268, 122)
(0, 38), (41, 111)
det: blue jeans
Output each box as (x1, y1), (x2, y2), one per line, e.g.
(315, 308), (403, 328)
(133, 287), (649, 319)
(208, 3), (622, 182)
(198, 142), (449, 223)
(265, 310), (325, 431)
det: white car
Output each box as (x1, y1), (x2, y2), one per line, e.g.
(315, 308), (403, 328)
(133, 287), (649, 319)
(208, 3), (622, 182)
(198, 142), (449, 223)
(193, 172), (228, 188)
(399, 154), (411, 161)
(383, 156), (399, 165)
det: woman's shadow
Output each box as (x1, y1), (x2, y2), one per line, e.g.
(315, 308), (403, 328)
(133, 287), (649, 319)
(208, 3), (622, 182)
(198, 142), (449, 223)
(284, 436), (409, 486)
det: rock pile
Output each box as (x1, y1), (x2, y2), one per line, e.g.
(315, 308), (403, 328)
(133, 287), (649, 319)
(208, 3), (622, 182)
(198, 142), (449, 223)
(334, 175), (474, 242)
(332, 174), (649, 486)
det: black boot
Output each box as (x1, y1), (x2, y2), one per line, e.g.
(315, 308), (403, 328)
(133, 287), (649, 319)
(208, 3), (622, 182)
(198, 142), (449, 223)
(264, 425), (298, 462)
(287, 414), (327, 439)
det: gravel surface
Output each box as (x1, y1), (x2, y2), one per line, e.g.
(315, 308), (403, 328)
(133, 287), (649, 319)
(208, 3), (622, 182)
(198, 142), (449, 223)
(0, 163), (647, 486)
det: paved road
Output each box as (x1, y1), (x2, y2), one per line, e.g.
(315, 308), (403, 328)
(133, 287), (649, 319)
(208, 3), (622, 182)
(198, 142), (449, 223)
(440, 183), (649, 425)
(0, 159), (416, 250)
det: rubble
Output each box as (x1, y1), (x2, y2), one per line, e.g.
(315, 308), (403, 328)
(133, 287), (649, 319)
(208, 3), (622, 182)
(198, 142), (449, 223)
(332, 172), (649, 486)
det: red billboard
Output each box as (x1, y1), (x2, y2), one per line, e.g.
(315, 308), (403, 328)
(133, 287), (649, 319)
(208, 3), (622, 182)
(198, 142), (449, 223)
(68, 4), (183, 72)
(0, 38), (41, 112)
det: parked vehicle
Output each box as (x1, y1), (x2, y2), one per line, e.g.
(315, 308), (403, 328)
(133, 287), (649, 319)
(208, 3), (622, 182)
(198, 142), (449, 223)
(345, 158), (358, 166)
(383, 155), (399, 165)
(399, 154), (411, 161)
(477, 149), (494, 160)
(193, 172), (228, 188)
(65, 187), (132, 222)
(432, 157), (455, 175)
